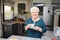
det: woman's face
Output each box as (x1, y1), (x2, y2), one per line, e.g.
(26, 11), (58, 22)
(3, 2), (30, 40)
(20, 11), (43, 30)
(31, 9), (39, 19)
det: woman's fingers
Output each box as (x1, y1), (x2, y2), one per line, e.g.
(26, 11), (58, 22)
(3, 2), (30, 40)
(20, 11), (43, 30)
(25, 25), (31, 30)
(33, 27), (39, 30)
(33, 26), (42, 32)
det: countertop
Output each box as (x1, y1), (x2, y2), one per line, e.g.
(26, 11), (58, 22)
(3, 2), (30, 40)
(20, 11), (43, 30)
(0, 36), (41, 40)
(2, 21), (25, 25)
(0, 38), (6, 40)
(7, 31), (54, 40)
(0, 31), (59, 40)
(8, 35), (41, 40)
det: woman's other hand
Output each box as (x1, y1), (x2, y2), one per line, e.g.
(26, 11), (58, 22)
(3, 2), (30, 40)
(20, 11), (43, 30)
(33, 26), (42, 32)
(25, 24), (31, 30)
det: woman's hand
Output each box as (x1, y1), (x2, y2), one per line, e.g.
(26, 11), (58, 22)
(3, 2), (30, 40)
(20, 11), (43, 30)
(25, 24), (31, 30)
(33, 26), (39, 30)
(33, 26), (42, 32)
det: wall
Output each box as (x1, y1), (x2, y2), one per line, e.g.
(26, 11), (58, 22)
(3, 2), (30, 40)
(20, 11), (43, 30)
(0, 0), (3, 37)
(4, 0), (14, 7)
(14, 0), (31, 19)
(54, 15), (59, 27)
(33, 0), (52, 6)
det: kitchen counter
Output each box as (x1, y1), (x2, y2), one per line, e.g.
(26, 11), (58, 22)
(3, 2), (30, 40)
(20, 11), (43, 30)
(8, 35), (41, 40)
(2, 21), (26, 38)
(0, 38), (6, 40)
(7, 31), (54, 40)
(2, 21), (25, 25)
(1, 31), (57, 40)
(0, 35), (41, 40)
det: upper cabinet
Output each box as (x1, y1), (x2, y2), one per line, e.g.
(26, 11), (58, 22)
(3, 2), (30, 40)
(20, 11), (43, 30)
(18, 3), (26, 14)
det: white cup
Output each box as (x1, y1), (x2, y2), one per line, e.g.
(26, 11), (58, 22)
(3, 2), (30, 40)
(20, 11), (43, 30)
(28, 24), (35, 29)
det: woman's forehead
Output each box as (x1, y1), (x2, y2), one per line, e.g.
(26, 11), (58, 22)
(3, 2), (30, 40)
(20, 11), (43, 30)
(32, 9), (38, 12)
(30, 6), (39, 12)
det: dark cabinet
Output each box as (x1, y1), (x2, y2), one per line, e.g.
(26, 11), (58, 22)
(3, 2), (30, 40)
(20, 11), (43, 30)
(12, 23), (18, 35)
(2, 22), (25, 38)
(2, 23), (12, 38)
(18, 23), (26, 36)
(2, 23), (18, 38)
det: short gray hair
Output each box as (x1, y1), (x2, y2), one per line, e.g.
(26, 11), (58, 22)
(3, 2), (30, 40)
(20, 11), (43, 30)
(30, 6), (39, 13)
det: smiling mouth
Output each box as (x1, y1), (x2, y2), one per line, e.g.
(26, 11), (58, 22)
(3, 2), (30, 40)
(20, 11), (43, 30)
(33, 15), (37, 16)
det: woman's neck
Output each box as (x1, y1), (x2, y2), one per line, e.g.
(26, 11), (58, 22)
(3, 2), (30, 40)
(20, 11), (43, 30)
(32, 17), (40, 21)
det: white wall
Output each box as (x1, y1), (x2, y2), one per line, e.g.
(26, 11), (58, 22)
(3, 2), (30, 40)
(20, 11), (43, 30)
(33, 0), (52, 6)
(54, 15), (59, 27)
(33, 0), (44, 3)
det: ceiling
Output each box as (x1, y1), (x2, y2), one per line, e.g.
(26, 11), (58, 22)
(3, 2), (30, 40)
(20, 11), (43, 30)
(11, 0), (60, 3)
(11, 0), (29, 2)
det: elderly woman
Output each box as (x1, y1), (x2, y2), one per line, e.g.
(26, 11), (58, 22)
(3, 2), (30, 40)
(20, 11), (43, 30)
(25, 6), (46, 38)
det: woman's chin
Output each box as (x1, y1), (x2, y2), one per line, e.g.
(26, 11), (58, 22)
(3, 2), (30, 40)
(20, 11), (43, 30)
(32, 17), (37, 19)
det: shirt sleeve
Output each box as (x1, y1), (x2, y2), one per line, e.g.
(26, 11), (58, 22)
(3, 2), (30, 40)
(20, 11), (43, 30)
(24, 19), (30, 33)
(24, 18), (30, 27)
(40, 18), (47, 33)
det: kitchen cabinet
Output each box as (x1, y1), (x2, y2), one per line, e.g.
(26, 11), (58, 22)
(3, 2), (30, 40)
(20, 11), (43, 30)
(17, 23), (26, 36)
(2, 23), (12, 38)
(2, 22), (25, 38)
(2, 22), (18, 38)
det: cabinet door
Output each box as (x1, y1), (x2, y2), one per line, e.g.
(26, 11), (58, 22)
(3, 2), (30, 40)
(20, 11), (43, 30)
(3, 24), (12, 38)
(18, 23), (25, 36)
(12, 23), (18, 35)
(18, 23), (22, 35)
